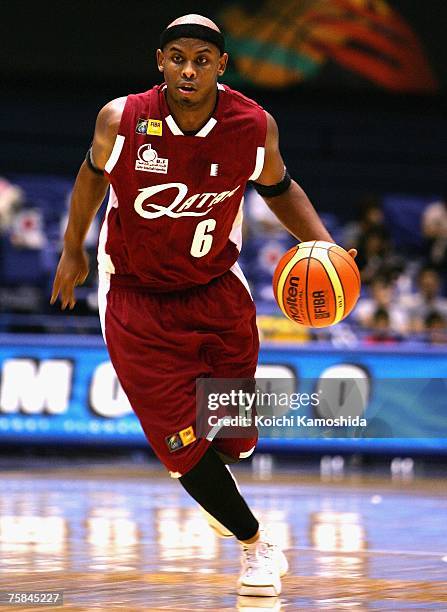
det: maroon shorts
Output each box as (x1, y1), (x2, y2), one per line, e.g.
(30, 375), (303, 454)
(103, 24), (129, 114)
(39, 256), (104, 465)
(101, 268), (259, 476)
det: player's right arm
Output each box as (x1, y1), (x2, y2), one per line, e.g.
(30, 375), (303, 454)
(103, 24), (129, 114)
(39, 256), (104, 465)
(50, 97), (126, 309)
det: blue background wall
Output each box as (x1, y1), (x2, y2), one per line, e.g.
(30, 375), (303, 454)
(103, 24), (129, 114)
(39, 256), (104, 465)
(1, 335), (445, 454)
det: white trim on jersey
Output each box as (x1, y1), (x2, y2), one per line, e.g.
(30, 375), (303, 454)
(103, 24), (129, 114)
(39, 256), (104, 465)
(97, 186), (117, 275)
(97, 186), (118, 343)
(230, 261), (253, 299)
(196, 117), (217, 138)
(228, 197), (253, 299)
(163, 84), (223, 137)
(165, 114), (183, 136)
(165, 114), (218, 137)
(206, 421), (223, 442)
(97, 271), (110, 345)
(248, 146), (265, 181)
(104, 134), (125, 174)
(229, 197), (244, 252)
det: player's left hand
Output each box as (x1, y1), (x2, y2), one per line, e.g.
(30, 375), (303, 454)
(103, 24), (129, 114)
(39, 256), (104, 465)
(348, 248), (357, 259)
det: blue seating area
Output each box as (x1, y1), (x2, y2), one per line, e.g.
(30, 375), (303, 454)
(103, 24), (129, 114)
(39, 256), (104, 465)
(0, 173), (445, 344)
(382, 194), (441, 251)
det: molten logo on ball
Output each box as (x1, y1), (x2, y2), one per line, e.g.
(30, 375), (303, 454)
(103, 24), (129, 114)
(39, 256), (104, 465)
(285, 276), (305, 324)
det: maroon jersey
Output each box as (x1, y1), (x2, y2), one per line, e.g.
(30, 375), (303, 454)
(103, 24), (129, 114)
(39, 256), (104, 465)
(98, 83), (267, 291)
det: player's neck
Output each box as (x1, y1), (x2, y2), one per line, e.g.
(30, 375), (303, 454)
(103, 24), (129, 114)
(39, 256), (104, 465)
(165, 89), (218, 134)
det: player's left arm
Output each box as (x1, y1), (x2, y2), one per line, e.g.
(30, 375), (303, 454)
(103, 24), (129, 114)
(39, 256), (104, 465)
(254, 112), (357, 258)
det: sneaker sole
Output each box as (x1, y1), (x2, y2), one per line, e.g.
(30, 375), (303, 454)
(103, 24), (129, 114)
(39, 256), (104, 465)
(237, 583), (281, 597)
(279, 555), (289, 577)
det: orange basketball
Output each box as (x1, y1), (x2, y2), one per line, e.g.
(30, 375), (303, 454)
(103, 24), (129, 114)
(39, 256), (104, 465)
(272, 241), (361, 327)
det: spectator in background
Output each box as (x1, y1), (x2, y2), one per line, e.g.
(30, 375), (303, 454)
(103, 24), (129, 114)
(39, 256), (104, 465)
(342, 194), (386, 250)
(421, 199), (447, 275)
(10, 208), (46, 249)
(355, 227), (404, 286)
(0, 177), (46, 324)
(364, 308), (402, 344)
(59, 201), (100, 313)
(400, 267), (447, 332)
(424, 311), (447, 345)
(241, 187), (295, 304)
(243, 187), (287, 238)
(354, 275), (408, 335)
(0, 177), (24, 233)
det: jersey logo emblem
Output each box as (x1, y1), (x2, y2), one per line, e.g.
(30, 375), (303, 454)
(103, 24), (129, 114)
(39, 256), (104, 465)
(135, 144), (168, 174)
(135, 118), (163, 136)
(210, 163), (219, 176)
(147, 119), (162, 136)
(135, 118), (148, 134)
(165, 426), (196, 452)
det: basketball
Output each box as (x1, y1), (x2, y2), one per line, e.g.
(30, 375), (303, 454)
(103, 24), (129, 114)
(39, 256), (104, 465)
(273, 240), (361, 327)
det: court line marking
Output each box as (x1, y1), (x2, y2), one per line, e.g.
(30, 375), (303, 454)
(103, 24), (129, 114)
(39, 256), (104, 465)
(288, 545), (447, 557)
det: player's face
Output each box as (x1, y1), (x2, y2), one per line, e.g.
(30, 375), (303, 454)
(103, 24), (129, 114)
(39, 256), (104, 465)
(157, 39), (228, 108)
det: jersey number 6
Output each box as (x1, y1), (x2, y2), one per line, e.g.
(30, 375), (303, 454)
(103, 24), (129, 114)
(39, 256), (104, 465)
(190, 218), (216, 258)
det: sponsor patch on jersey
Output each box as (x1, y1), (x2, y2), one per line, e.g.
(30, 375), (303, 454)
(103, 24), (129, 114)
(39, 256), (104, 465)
(179, 425), (196, 446)
(135, 144), (168, 174)
(135, 118), (148, 134)
(165, 426), (196, 452)
(147, 119), (162, 136)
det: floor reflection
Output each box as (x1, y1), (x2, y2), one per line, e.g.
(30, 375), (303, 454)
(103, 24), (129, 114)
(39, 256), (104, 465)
(0, 468), (446, 610)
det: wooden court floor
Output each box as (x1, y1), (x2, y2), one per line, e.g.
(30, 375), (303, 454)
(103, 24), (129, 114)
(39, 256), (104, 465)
(0, 463), (446, 611)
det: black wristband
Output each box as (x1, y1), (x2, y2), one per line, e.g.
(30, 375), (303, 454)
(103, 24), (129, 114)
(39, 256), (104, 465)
(251, 169), (291, 197)
(85, 147), (104, 176)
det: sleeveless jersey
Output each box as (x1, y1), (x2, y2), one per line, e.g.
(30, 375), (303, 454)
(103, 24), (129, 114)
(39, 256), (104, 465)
(99, 83), (267, 291)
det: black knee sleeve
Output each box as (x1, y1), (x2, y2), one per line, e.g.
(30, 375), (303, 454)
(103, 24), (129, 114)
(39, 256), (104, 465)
(179, 446), (259, 541)
(215, 450), (240, 464)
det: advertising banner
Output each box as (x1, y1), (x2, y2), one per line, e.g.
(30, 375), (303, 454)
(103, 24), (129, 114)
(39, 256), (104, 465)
(0, 335), (445, 453)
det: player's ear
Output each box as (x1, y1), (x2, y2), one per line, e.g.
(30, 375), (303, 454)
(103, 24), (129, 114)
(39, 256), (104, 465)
(156, 49), (164, 72)
(217, 52), (228, 77)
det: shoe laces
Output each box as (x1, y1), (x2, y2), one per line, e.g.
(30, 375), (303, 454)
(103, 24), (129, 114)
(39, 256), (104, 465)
(243, 541), (275, 575)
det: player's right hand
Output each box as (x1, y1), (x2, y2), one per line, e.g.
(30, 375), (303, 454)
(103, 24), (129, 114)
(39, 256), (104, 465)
(50, 248), (90, 310)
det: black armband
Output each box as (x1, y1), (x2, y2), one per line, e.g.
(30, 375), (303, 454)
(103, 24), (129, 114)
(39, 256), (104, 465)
(85, 147), (104, 175)
(251, 169), (291, 197)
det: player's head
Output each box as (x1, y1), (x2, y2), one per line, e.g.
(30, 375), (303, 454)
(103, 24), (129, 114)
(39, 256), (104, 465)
(157, 14), (228, 108)
(417, 266), (441, 299)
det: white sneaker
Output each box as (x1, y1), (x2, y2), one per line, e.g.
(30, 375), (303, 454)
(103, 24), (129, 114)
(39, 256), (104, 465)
(237, 536), (288, 597)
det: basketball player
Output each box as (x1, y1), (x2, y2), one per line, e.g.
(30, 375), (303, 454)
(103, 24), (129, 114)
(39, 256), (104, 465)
(51, 14), (356, 597)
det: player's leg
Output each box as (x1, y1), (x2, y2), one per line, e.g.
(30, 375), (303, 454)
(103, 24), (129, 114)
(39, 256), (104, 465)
(178, 446), (287, 597)
(207, 444), (288, 596)
(199, 452), (246, 538)
(202, 268), (288, 596)
(100, 275), (286, 595)
(178, 445), (259, 541)
(190, 455), (241, 538)
(100, 280), (275, 574)
(101, 282), (213, 474)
